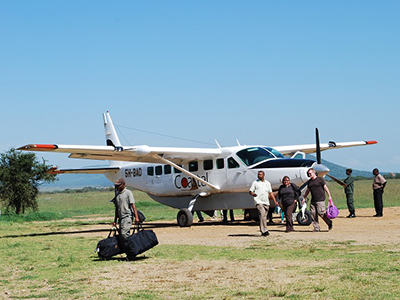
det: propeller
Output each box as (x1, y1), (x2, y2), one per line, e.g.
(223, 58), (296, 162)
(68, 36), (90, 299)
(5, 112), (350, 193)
(314, 128), (346, 187)
(316, 128), (321, 164)
(312, 128), (330, 177)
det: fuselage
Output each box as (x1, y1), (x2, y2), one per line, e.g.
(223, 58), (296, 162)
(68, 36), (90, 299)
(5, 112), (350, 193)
(104, 145), (317, 210)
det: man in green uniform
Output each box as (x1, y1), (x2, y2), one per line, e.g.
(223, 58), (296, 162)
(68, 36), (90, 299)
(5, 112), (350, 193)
(344, 168), (355, 218)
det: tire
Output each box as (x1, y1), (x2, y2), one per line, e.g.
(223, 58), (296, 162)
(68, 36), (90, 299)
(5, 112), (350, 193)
(177, 208), (193, 227)
(244, 209), (259, 222)
(296, 209), (312, 226)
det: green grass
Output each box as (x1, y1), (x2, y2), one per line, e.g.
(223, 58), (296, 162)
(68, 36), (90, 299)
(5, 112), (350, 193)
(327, 179), (400, 209)
(0, 231), (399, 299)
(1, 189), (178, 223)
(0, 179), (399, 298)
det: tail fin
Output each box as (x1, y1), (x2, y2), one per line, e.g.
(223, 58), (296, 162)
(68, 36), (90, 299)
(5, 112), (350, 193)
(103, 111), (122, 148)
(103, 111), (123, 167)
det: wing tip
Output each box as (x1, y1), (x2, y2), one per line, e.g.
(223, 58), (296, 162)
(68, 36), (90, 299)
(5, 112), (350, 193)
(17, 144), (58, 151)
(47, 167), (64, 174)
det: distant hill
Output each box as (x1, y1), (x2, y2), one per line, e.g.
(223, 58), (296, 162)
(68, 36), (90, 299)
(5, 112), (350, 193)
(40, 157), (375, 191)
(310, 155), (373, 179)
(40, 174), (112, 191)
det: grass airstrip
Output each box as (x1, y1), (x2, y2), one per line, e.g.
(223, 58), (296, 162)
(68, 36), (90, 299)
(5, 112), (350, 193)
(1, 179), (400, 299)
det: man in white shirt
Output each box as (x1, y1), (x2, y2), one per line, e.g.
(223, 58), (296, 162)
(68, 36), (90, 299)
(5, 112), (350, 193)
(249, 171), (278, 236)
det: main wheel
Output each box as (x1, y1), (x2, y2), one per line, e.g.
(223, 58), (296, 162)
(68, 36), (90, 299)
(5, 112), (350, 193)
(177, 208), (193, 227)
(296, 209), (312, 226)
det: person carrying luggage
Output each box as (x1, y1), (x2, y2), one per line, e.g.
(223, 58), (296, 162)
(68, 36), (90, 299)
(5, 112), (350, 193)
(112, 178), (140, 241)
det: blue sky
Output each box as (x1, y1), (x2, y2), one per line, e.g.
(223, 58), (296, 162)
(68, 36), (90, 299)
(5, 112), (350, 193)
(1, 1), (399, 173)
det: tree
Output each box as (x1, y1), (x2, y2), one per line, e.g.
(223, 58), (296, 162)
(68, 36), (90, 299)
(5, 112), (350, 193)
(0, 148), (57, 214)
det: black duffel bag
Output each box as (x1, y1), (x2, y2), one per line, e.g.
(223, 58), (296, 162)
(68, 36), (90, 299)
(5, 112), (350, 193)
(124, 225), (158, 259)
(95, 228), (124, 259)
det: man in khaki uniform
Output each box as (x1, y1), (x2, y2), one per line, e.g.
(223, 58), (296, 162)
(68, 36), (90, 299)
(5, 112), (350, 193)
(372, 168), (387, 217)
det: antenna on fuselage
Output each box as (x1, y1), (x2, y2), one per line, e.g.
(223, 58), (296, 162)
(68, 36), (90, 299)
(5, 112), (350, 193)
(214, 139), (221, 148)
(236, 139), (241, 146)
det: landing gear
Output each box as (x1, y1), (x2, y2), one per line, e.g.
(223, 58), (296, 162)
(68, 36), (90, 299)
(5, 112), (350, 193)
(177, 208), (193, 227)
(296, 209), (312, 226)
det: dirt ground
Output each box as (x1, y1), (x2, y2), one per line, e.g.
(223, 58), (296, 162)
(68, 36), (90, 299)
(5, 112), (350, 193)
(84, 207), (400, 247)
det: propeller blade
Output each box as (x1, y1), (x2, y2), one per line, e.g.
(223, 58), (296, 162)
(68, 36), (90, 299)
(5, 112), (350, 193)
(326, 174), (347, 187)
(316, 128), (321, 164)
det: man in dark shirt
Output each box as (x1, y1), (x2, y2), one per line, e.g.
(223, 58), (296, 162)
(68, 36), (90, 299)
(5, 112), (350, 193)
(304, 168), (333, 232)
(344, 168), (355, 218)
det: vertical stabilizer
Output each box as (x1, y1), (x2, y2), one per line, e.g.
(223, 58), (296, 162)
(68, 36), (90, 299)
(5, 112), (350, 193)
(103, 112), (122, 167)
(103, 111), (122, 148)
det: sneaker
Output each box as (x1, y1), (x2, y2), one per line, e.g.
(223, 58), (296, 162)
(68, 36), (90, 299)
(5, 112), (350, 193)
(328, 223), (333, 230)
(261, 231), (270, 236)
(198, 219), (204, 223)
(313, 228), (320, 232)
(348, 214), (356, 218)
(373, 214), (383, 217)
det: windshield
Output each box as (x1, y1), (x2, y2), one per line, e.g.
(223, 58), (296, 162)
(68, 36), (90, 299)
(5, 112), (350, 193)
(236, 147), (278, 166)
(264, 147), (284, 159)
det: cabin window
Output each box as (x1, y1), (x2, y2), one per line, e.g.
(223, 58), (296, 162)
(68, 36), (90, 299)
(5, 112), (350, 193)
(189, 161), (198, 172)
(216, 158), (224, 169)
(174, 165), (182, 173)
(147, 167), (154, 176)
(227, 157), (240, 169)
(155, 165), (162, 175)
(164, 165), (171, 174)
(203, 159), (213, 170)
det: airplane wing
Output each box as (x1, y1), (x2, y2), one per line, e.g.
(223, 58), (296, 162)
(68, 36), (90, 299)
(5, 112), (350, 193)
(17, 144), (222, 164)
(273, 140), (377, 156)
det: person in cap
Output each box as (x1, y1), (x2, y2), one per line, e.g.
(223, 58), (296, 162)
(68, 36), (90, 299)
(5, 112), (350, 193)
(344, 168), (356, 218)
(112, 178), (140, 240)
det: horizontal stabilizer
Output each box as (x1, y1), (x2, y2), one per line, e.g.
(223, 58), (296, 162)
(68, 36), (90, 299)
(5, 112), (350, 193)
(47, 166), (120, 175)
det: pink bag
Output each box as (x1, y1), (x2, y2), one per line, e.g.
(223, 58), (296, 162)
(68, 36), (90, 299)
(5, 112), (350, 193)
(326, 199), (339, 219)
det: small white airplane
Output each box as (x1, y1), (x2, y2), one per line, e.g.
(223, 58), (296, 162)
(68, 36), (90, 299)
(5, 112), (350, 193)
(18, 112), (377, 227)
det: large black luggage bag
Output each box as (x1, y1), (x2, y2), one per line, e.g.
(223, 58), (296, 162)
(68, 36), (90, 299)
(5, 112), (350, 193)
(96, 229), (124, 259)
(124, 226), (158, 258)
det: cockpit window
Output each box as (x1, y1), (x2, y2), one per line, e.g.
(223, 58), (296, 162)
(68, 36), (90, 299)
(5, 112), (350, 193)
(236, 147), (282, 166)
(264, 147), (285, 158)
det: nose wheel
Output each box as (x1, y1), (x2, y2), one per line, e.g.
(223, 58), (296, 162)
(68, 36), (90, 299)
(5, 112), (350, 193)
(177, 208), (193, 227)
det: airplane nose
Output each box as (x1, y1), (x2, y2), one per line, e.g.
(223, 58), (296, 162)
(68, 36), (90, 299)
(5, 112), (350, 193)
(312, 163), (330, 177)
